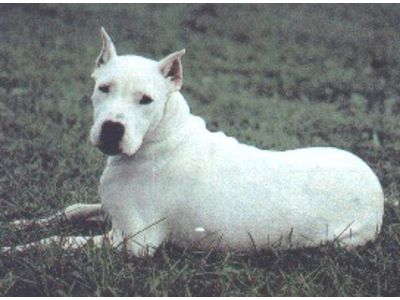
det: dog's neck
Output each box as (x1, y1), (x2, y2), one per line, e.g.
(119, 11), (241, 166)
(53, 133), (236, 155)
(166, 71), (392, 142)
(145, 91), (192, 144)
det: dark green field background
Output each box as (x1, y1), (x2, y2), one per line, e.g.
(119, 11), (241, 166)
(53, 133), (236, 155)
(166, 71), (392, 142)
(0, 4), (399, 296)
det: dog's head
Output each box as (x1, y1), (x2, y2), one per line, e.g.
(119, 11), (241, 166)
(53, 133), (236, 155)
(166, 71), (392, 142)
(89, 27), (185, 156)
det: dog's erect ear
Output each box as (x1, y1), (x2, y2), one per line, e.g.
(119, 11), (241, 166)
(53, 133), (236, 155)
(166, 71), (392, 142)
(159, 49), (186, 91)
(96, 27), (117, 67)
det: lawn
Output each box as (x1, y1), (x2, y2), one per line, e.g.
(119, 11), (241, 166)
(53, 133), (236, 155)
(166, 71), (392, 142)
(0, 3), (399, 296)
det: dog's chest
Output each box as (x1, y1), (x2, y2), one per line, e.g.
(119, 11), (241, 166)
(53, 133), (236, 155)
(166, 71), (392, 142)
(99, 157), (189, 226)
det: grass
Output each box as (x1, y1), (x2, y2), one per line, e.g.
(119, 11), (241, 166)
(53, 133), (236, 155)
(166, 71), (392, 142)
(0, 3), (400, 296)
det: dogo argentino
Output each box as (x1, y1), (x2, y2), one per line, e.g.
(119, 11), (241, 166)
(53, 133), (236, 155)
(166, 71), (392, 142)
(3, 28), (384, 256)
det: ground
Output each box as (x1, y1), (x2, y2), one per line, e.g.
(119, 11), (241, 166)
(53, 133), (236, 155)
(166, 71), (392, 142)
(0, 4), (399, 296)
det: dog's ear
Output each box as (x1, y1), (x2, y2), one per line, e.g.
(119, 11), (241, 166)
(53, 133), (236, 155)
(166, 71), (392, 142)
(96, 27), (117, 67)
(159, 49), (186, 91)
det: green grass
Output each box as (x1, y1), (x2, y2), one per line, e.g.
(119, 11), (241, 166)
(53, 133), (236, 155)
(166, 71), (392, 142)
(0, 3), (400, 296)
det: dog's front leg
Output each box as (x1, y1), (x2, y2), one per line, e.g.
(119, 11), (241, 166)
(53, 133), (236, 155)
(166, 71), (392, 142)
(64, 203), (105, 222)
(1, 230), (114, 255)
(7, 203), (105, 231)
(111, 219), (167, 257)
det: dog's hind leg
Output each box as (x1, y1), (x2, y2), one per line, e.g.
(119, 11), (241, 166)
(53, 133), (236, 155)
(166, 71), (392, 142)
(1, 230), (114, 255)
(7, 203), (105, 231)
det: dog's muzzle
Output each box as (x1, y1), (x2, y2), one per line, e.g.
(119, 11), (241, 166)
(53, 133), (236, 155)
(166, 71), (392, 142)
(98, 121), (125, 155)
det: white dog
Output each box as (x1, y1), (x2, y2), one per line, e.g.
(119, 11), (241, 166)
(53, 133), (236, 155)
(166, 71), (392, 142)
(4, 28), (384, 256)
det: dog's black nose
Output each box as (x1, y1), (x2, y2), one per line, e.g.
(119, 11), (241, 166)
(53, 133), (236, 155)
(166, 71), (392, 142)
(98, 121), (125, 155)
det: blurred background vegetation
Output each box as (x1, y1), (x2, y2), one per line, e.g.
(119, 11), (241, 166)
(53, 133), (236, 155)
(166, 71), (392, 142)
(0, 4), (399, 296)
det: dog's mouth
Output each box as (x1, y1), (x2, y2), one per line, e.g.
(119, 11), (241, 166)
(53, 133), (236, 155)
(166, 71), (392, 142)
(97, 143), (122, 156)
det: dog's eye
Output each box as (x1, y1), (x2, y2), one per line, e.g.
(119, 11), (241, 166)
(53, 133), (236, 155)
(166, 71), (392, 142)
(98, 85), (110, 93)
(139, 95), (153, 105)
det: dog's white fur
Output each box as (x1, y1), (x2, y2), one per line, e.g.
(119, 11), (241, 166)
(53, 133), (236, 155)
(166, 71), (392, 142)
(87, 28), (384, 256)
(3, 28), (384, 256)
